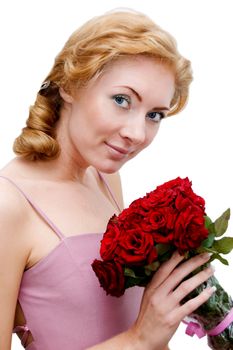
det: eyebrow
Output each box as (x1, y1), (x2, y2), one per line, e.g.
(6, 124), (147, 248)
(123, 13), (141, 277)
(115, 85), (170, 111)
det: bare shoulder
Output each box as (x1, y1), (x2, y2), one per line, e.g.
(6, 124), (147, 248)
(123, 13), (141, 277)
(103, 171), (124, 210)
(0, 176), (32, 283)
(0, 177), (28, 221)
(0, 177), (31, 250)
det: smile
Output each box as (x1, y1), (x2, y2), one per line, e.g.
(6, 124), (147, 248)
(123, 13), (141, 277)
(104, 142), (130, 160)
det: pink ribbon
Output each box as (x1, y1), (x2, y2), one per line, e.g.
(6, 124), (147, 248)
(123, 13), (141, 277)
(184, 321), (206, 338)
(13, 324), (30, 346)
(183, 308), (233, 338)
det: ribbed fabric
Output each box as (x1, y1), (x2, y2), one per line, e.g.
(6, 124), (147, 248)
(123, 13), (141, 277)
(0, 173), (143, 350)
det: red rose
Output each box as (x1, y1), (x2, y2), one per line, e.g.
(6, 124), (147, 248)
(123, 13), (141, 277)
(100, 217), (121, 261)
(142, 207), (177, 232)
(91, 259), (125, 297)
(129, 197), (144, 211)
(116, 229), (157, 266)
(118, 200), (147, 221)
(174, 206), (209, 253)
(140, 207), (177, 244)
(156, 177), (191, 192)
(155, 177), (206, 212)
(118, 204), (145, 231)
(140, 209), (167, 232)
(142, 188), (176, 209)
(118, 209), (145, 231)
(174, 189), (205, 212)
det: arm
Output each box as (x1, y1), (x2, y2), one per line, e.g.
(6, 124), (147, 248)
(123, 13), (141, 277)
(0, 180), (31, 350)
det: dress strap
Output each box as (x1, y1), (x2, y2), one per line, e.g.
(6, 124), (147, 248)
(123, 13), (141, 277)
(97, 171), (122, 213)
(0, 175), (65, 239)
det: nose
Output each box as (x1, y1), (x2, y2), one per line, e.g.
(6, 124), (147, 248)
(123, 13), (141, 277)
(119, 115), (146, 145)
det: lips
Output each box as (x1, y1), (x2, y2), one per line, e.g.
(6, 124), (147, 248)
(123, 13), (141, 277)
(105, 142), (130, 155)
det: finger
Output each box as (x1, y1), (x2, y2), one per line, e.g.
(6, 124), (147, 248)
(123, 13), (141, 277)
(162, 252), (211, 294)
(171, 265), (215, 306)
(148, 250), (185, 290)
(172, 285), (216, 322)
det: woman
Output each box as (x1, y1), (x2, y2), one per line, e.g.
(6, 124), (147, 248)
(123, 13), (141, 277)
(0, 9), (215, 350)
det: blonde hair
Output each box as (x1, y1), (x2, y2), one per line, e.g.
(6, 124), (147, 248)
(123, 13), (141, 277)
(13, 10), (193, 161)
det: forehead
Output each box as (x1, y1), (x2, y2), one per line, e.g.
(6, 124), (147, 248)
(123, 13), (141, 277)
(88, 56), (175, 103)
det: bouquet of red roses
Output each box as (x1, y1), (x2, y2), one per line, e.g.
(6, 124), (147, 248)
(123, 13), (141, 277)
(92, 177), (233, 349)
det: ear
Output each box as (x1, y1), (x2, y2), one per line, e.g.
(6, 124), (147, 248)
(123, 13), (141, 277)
(59, 87), (74, 103)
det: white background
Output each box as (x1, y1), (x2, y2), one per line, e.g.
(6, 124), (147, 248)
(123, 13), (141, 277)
(0, 0), (232, 349)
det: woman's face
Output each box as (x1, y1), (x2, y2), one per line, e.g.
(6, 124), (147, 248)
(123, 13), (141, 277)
(61, 56), (175, 173)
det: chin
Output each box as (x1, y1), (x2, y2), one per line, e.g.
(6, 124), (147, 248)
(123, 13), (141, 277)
(95, 161), (124, 174)
(97, 166), (120, 174)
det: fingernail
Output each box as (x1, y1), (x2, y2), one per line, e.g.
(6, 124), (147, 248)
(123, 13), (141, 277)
(210, 264), (215, 272)
(209, 286), (217, 293)
(173, 250), (184, 259)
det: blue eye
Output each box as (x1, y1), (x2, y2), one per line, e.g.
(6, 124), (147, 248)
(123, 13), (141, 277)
(113, 95), (130, 108)
(146, 111), (164, 122)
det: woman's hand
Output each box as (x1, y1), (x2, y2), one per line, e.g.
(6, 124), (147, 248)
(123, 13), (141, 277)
(128, 251), (214, 350)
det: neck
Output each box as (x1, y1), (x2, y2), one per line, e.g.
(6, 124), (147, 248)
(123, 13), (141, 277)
(10, 156), (93, 185)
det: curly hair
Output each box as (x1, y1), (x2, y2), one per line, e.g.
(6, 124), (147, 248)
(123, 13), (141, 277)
(13, 9), (193, 161)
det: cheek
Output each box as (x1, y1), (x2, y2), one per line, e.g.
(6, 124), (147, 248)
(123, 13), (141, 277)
(68, 103), (98, 136)
(130, 123), (160, 158)
(85, 99), (115, 133)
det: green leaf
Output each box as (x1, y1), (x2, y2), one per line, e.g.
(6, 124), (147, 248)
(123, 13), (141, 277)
(125, 276), (147, 288)
(156, 244), (172, 256)
(209, 253), (229, 265)
(208, 223), (216, 235)
(213, 237), (233, 255)
(214, 208), (231, 237)
(124, 268), (136, 278)
(201, 246), (219, 255)
(144, 261), (160, 276)
(201, 232), (215, 248)
(204, 216), (216, 235)
(204, 215), (213, 229)
(144, 268), (153, 277)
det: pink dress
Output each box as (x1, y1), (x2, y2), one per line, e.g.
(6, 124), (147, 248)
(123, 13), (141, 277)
(0, 173), (143, 350)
